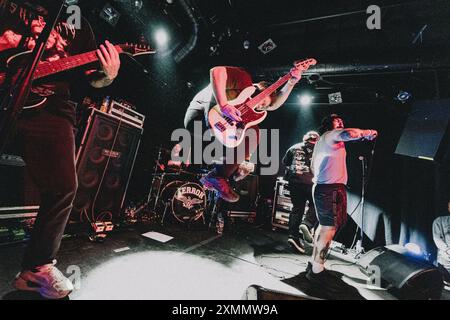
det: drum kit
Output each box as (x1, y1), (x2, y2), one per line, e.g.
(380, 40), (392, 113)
(129, 146), (221, 228)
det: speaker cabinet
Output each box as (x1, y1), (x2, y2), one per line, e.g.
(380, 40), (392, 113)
(359, 245), (444, 299)
(72, 109), (142, 223)
(271, 178), (292, 230)
(226, 174), (258, 220)
(395, 99), (450, 161)
(0, 154), (40, 218)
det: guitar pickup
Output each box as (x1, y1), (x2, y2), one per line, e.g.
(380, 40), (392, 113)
(223, 116), (235, 125)
(215, 122), (226, 132)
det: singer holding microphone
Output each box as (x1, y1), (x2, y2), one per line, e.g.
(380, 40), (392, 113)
(305, 114), (378, 284)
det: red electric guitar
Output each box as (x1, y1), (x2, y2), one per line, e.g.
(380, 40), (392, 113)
(208, 58), (317, 148)
(0, 43), (155, 110)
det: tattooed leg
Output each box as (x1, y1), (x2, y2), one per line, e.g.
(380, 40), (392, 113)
(312, 225), (321, 262)
(311, 225), (336, 273)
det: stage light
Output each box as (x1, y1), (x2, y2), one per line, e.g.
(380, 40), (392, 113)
(243, 40), (250, 50)
(133, 0), (143, 10)
(405, 242), (423, 256)
(100, 3), (121, 27)
(154, 28), (169, 48)
(396, 91), (412, 102)
(258, 38), (277, 55)
(328, 92), (342, 104)
(299, 94), (313, 106)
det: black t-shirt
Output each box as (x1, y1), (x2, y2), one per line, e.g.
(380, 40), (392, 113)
(282, 142), (315, 185)
(0, 2), (97, 124)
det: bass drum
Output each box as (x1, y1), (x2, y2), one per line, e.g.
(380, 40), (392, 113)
(160, 181), (206, 223)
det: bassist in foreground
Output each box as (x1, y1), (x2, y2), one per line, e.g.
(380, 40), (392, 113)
(0, 6), (120, 299)
(184, 64), (308, 202)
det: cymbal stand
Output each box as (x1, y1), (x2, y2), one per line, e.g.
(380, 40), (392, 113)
(133, 147), (165, 217)
(207, 190), (224, 235)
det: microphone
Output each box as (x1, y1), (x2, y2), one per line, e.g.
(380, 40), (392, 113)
(358, 156), (365, 161)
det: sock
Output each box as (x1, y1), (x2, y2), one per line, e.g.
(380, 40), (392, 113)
(312, 261), (324, 274)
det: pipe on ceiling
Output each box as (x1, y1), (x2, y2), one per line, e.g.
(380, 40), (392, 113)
(173, 0), (199, 63)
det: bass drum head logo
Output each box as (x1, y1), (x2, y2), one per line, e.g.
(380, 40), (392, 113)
(172, 182), (206, 223)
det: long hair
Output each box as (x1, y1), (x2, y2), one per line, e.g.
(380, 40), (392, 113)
(318, 114), (341, 135)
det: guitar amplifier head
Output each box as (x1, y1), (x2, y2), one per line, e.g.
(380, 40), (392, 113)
(108, 100), (145, 129)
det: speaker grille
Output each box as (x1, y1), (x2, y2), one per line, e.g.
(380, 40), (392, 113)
(72, 110), (142, 223)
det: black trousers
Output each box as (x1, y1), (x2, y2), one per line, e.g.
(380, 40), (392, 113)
(287, 182), (317, 238)
(17, 110), (78, 269)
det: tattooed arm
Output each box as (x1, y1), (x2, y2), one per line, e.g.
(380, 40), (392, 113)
(325, 128), (378, 144)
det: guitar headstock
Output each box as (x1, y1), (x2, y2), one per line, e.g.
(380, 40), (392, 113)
(293, 58), (317, 71)
(118, 43), (156, 56)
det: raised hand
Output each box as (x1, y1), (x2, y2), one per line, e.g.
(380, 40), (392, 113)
(366, 130), (378, 140)
(290, 58), (317, 84)
(289, 66), (303, 83)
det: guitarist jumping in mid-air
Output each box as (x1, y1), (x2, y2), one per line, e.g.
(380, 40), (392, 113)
(0, 2), (121, 299)
(184, 61), (314, 202)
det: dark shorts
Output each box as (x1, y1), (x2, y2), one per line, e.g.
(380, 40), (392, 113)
(313, 184), (347, 228)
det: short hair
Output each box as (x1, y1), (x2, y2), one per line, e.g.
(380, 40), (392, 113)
(303, 130), (320, 142)
(318, 114), (342, 135)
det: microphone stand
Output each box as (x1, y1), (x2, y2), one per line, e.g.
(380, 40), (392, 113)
(355, 156), (367, 255)
(0, 0), (67, 154)
(355, 139), (377, 256)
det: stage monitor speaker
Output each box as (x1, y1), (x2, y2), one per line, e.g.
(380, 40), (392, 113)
(242, 285), (320, 300)
(72, 109), (142, 223)
(0, 154), (40, 218)
(358, 245), (444, 299)
(395, 99), (450, 161)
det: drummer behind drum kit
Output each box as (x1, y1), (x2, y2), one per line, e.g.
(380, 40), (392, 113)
(127, 146), (257, 230)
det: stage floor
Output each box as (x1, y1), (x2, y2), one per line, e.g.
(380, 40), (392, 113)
(1, 221), (449, 300)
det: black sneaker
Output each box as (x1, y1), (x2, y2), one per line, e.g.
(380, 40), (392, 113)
(305, 262), (341, 283)
(287, 237), (305, 254)
(305, 262), (329, 283)
(305, 262), (365, 300)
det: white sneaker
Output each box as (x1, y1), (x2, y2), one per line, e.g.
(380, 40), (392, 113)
(13, 261), (74, 299)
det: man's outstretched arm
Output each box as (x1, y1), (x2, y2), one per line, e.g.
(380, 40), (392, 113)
(326, 128), (378, 144)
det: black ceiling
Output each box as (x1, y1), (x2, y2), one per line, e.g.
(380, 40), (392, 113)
(81, 0), (450, 66)
(75, 0), (450, 101)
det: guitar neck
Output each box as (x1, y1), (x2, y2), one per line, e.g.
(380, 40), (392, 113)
(246, 73), (292, 109)
(33, 45), (123, 80)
